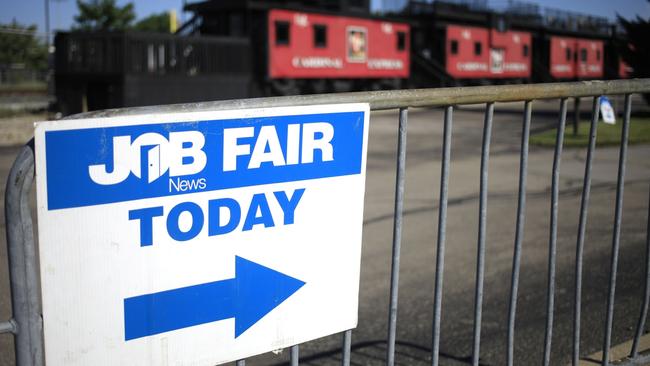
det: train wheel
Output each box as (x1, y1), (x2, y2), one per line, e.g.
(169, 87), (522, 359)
(270, 79), (300, 96)
(332, 80), (353, 93)
(309, 79), (329, 94)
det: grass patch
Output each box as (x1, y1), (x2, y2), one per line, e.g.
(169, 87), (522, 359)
(530, 117), (650, 147)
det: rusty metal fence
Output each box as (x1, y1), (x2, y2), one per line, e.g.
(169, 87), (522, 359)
(2, 79), (650, 366)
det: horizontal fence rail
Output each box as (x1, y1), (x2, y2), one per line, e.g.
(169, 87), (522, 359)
(3, 78), (650, 366)
(68, 79), (650, 117)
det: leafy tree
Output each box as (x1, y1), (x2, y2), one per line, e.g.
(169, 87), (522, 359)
(135, 12), (172, 33)
(617, 15), (650, 102)
(0, 21), (48, 70)
(73, 0), (135, 31)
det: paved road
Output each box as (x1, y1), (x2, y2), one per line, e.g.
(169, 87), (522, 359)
(0, 98), (649, 366)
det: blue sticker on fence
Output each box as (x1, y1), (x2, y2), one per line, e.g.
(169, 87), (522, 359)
(45, 111), (365, 210)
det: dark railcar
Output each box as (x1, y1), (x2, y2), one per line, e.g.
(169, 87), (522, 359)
(54, 32), (252, 115)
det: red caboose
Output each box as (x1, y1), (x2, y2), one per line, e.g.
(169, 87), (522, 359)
(268, 9), (410, 93)
(445, 24), (531, 80)
(618, 59), (632, 79)
(548, 36), (603, 79)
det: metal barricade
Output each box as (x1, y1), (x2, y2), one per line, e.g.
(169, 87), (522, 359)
(2, 79), (650, 366)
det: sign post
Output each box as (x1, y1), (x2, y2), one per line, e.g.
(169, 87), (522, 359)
(34, 104), (369, 365)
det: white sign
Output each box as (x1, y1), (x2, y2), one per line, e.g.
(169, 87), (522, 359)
(600, 96), (616, 124)
(34, 103), (369, 366)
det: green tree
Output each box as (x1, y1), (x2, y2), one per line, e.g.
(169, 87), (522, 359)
(135, 12), (172, 33)
(73, 0), (135, 31)
(0, 21), (48, 70)
(617, 15), (650, 102)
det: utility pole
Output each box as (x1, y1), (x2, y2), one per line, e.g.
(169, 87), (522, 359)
(45, 0), (50, 50)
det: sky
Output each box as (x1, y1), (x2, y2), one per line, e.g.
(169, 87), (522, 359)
(1, 0), (649, 40)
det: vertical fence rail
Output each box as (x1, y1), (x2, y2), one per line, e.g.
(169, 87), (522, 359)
(631, 184), (650, 357)
(290, 345), (299, 366)
(471, 102), (494, 366)
(4, 141), (43, 366)
(506, 100), (532, 366)
(386, 107), (408, 366)
(431, 105), (453, 366)
(342, 329), (352, 366)
(572, 96), (601, 366)
(543, 98), (568, 366)
(602, 94), (632, 366)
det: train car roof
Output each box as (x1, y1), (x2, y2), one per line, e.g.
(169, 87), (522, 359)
(184, 0), (413, 25)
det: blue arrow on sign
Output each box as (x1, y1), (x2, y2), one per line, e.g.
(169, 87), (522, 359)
(124, 256), (305, 340)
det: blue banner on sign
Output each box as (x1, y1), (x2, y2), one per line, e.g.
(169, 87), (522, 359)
(45, 111), (365, 210)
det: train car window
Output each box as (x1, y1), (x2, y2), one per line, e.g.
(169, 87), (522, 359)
(275, 21), (290, 46)
(397, 31), (406, 51)
(596, 50), (601, 61)
(450, 40), (458, 55)
(580, 48), (587, 62)
(314, 24), (327, 48)
(474, 42), (482, 56)
(523, 44), (529, 57)
(158, 44), (166, 73)
(147, 44), (156, 73)
(68, 39), (82, 69)
(566, 48), (571, 62)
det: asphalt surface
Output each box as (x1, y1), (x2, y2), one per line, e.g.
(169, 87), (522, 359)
(1, 97), (649, 366)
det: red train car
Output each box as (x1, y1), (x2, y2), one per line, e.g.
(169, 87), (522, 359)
(576, 38), (603, 78)
(549, 36), (603, 79)
(619, 59), (632, 78)
(268, 9), (410, 81)
(445, 24), (531, 79)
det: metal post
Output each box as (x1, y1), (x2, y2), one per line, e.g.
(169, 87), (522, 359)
(431, 106), (454, 366)
(290, 345), (299, 366)
(630, 183), (650, 358)
(543, 98), (568, 366)
(471, 102), (494, 366)
(5, 140), (44, 366)
(572, 96), (600, 366)
(44, 0), (50, 51)
(602, 94), (632, 366)
(342, 330), (352, 366)
(386, 107), (408, 366)
(506, 100), (532, 366)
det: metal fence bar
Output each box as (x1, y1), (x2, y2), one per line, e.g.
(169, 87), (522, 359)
(471, 102), (494, 366)
(506, 100), (532, 366)
(291, 345), (300, 366)
(0, 320), (16, 334)
(431, 105), (454, 366)
(602, 94), (632, 366)
(386, 107), (408, 366)
(543, 98), (568, 366)
(67, 79), (650, 119)
(5, 141), (43, 366)
(342, 330), (352, 366)
(631, 183), (650, 357)
(572, 96), (601, 366)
